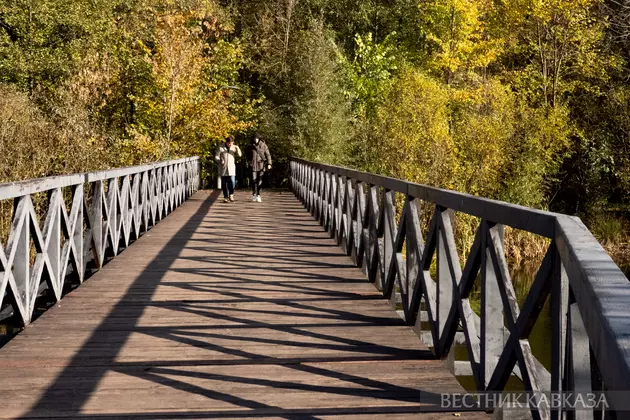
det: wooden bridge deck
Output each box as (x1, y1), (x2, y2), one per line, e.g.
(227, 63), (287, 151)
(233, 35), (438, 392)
(0, 190), (487, 419)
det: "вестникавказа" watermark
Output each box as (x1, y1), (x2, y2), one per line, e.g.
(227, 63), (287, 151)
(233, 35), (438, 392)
(437, 392), (609, 411)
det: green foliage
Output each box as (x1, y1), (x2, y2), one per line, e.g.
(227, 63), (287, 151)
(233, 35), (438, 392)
(0, 84), (110, 181)
(590, 213), (624, 244)
(0, 0), (257, 182)
(373, 69), (455, 186)
(339, 33), (398, 117)
(0, 0), (115, 95)
(0, 0), (629, 265)
(107, 0), (256, 165)
(497, 0), (618, 107)
(289, 27), (355, 165)
(499, 104), (571, 207)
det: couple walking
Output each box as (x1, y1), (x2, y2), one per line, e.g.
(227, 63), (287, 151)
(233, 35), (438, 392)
(215, 133), (272, 203)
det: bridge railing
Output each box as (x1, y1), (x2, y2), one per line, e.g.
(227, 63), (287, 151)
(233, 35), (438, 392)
(291, 157), (630, 419)
(0, 157), (200, 326)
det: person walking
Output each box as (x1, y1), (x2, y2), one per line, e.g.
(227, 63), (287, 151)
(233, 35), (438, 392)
(246, 132), (272, 202)
(215, 135), (242, 203)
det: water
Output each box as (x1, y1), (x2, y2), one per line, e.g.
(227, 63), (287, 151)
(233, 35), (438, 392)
(0, 323), (21, 348)
(425, 268), (553, 392)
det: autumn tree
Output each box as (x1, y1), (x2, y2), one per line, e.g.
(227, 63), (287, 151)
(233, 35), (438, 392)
(498, 0), (616, 107)
(418, 0), (503, 82)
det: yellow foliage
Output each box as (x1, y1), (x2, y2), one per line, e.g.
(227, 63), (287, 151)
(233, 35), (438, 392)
(419, 0), (503, 79)
(113, 128), (169, 166)
(117, 1), (257, 163)
(450, 79), (514, 197)
(374, 69), (569, 208)
(500, 0), (618, 106)
(375, 70), (456, 187)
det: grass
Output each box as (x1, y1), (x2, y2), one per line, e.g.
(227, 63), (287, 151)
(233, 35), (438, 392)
(587, 213), (630, 272)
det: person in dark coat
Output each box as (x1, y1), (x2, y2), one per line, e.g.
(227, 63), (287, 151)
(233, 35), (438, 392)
(246, 132), (272, 202)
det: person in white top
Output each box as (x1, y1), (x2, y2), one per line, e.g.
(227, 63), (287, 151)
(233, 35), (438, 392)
(215, 136), (242, 202)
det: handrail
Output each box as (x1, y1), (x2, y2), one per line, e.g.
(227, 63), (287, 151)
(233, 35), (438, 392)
(0, 157), (200, 326)
(291, 157), (558, 237)
(290, 157), (630, 418)
(0, 156), (199, 200)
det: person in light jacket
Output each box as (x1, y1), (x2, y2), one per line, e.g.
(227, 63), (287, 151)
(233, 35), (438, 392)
(215, 136), (242, 203)
(246, 132), (272, 202)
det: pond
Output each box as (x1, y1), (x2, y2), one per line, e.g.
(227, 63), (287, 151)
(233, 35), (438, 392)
(438, 264), (630, 392)
(420, 267), (555, 393)
(0, 323), (20, 348)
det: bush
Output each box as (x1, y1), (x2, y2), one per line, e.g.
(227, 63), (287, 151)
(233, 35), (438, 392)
(288, 26), (355, 165)
(0, 84), (110, 182)
(590, 213), (625, 245)
(375, 69), (456, 187)
(372, 71), (569, 209)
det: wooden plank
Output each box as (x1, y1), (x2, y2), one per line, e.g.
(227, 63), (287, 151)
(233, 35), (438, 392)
(0, 190), (488, 419)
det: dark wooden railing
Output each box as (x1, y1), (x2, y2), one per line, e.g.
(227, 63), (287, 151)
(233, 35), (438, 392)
(291, 157), (630, 419)
(0, 157), (200, 326)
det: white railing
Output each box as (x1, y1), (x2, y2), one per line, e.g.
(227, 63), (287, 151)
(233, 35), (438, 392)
(0, 157), (200, 325)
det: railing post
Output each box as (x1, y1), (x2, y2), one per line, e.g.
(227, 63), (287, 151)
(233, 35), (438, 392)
(481, 221), (504, 389)
(336, 174), (345, 245)
(354, 181), (366, 269)
(381, 190), (396, 294)
(367, 184), (381, 287)
(317, 169), (324, 224)
(72, 183), (85, 282)
(9, 196), (30, 324)
(344, 178), (356, 258)
(436, 207), (460, 360)
(550, 245), (569, 420)
(327, 172), (335, 237)
(47, 189), (63, 297)
(308, 166), (314, 213)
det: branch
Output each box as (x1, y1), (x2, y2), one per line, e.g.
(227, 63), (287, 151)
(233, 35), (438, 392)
(213, 85), (242, 91)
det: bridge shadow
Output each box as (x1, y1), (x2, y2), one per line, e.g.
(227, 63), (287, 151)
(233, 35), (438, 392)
(13, 191), (217, 418)
(14, 190), (472, 419)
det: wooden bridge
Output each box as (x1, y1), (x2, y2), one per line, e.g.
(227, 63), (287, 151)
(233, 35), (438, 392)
(0, 157), (629, 419)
